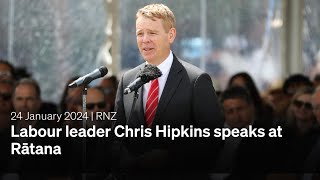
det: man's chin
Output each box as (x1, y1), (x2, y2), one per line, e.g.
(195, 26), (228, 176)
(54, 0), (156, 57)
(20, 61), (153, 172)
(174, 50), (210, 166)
(142, 55), (156, 63)
(144, 58), (153, 63)
(19, 112), (29, 119)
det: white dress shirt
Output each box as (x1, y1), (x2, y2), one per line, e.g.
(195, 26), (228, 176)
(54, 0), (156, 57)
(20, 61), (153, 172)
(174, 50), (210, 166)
(143, 51), (173, 112)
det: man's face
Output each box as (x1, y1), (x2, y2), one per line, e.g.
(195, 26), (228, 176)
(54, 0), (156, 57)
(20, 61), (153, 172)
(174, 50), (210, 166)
(292, 94), (313, 122)
(312, 91), (320, 125)
(13, 84), (41, 119)
(136, 16), (176, 65)
(0, 83), (13, 114)
(223, 98), (254, 128)
(0, 64), (13, 81)
(66, 87), (82, 113)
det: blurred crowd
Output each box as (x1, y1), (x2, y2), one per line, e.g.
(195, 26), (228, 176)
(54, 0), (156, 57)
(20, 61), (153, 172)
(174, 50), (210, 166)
(0, 59), (117, 180)
(0, 59), (319, 179)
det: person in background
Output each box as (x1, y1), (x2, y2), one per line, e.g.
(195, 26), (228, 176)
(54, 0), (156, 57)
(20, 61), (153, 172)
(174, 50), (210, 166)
(12, 78), (42, 127)
(59, 76), (81, 114)
(312, 87), (320, 129)
(99, 75), (118, 112)
(263, 87), (288, 121)
(0, 79), (14, 173)
(282, 87), (318, 171)
(227, 72), (274, 128)
(214, 86), (274, 180)
(313, 74), (320, 88)
(302, 87), (320, 173)
(0, 80), (14, 130)
(0, 59), (16, 81)
(75, 87), (112, 128)
(285, 87), (316, 135)
(60, 87), (112, 179)
(10, 78), (63, 178)
(282, 74), (313, 99)
(221, 86), (255, 129)
(59, 76), (86, 129)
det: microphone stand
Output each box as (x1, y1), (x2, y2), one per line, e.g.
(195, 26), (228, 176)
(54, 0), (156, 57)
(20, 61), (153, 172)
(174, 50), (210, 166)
(82, 86), (88, 180)
(128, 90), (139, 124)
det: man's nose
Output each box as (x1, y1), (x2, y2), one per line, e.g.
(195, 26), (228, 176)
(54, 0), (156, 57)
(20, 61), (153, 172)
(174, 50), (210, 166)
(21, 99), (28, 107)
(232, 111), (242, 120)
(142, 34), (150, 42)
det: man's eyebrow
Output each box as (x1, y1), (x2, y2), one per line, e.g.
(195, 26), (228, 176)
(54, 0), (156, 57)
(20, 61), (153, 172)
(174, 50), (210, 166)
(150, 30), (159, 33)
(136, 29), (158, 32)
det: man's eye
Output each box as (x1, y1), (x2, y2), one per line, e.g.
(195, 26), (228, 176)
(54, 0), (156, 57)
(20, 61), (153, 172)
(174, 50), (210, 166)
(226, 109), (233, 114)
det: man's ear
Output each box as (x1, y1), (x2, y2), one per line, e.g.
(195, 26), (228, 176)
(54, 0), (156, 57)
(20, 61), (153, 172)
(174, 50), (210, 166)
(168, 28), (176, 43)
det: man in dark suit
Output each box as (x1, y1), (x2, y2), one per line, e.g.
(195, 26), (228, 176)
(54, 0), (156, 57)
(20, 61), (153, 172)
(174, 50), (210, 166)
(113, 3), (223, 174)
(214, 86), (276, 180)
(7, 78), (65, 179)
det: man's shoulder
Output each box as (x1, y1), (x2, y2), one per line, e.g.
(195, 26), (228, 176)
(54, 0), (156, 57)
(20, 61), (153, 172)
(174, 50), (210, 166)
(122, 63), (145, 79)
(180, 60), (204, 74)
(174, 56), (206, 79)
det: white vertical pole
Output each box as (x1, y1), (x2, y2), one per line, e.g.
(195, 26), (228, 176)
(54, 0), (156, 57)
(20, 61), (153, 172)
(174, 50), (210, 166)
(284, 0), (303, 75)
(8, 0), (15, 64)
(200, 0), (207, 71)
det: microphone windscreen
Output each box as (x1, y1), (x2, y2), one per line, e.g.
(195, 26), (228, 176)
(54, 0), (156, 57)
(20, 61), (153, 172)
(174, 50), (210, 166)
(98, 66), (108, 76)
(139, 64), (162, 82)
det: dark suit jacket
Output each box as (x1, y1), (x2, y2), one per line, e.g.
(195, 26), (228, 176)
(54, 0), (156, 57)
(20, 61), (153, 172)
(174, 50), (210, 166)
(113, 54), (223, 172)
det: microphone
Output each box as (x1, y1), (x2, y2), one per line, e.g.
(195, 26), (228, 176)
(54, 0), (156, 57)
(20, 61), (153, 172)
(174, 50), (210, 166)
(68, 66), (108, 88)
(124, 64), (162, 94)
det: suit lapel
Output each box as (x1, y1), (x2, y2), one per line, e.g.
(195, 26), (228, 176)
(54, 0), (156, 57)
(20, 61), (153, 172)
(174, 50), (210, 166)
(151, 56), (183, 126)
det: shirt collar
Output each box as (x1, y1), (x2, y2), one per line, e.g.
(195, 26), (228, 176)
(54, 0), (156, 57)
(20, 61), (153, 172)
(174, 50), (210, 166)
(157, 51), (173, 76)
(145, 51), (173, 76)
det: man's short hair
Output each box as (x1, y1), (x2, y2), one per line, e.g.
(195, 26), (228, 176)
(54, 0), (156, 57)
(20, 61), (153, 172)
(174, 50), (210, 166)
(220, 86), (253, 105)
(283, 74), (313, 95)
(314, 74), (320, 82)
(14, 78), (41, 98)
(101, 75), (118, 90)
(136, 3), (176, 32)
